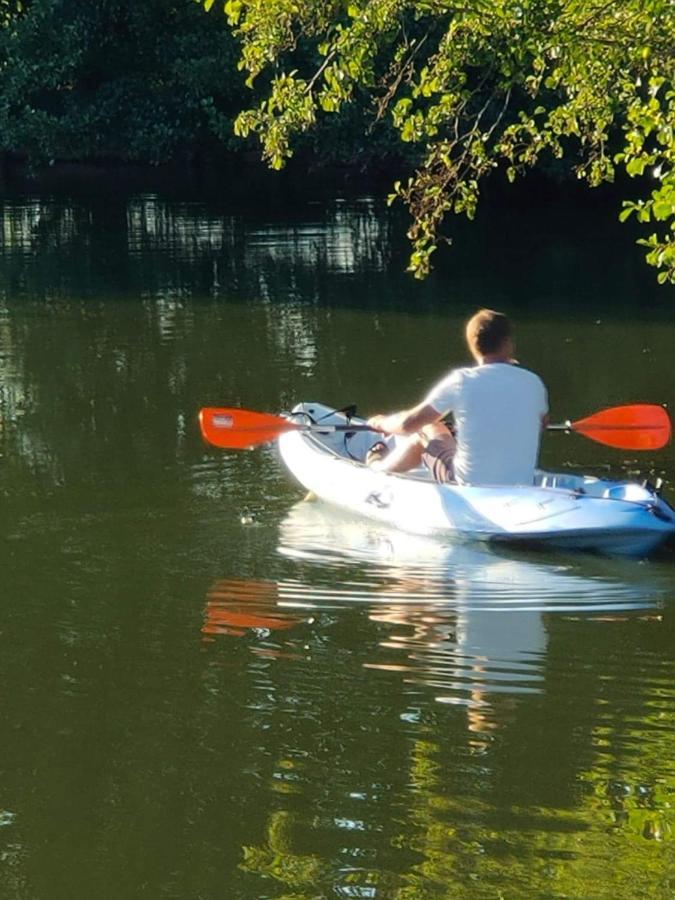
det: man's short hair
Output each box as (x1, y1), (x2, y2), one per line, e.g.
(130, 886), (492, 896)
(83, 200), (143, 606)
(465, 309), (512, 356)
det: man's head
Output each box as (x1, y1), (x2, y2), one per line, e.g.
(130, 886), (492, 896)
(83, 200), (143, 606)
(465, 309), (513, 362)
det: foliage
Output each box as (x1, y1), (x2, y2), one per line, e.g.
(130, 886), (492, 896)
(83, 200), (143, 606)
(240, 811), (330, 890)
(200, 0), (675, 283)
(0, 0), (243, 163)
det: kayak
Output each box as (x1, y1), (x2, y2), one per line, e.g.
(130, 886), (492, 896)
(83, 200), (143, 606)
(277, 402), (675, 557)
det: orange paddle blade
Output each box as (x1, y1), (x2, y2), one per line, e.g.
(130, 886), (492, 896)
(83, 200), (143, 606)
(570, 404), (671, 450)
(199, 407), (299, 449)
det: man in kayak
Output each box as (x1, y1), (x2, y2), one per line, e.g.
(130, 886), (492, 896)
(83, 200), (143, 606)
(366, 309), (548, 485)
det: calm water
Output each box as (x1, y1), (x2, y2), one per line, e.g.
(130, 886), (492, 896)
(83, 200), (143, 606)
(0, 180), (673, 899)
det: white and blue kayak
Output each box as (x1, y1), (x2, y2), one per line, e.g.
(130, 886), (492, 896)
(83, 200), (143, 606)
(278, 402), (675, 557)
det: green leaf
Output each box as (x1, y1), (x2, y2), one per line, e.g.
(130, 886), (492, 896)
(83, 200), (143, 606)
(653, 200), (674, 221)
(626, 158), (647, 177)
(224, 0), (241, 21)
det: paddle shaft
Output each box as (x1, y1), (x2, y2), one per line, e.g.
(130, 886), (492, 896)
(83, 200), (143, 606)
(547, 422), (663, 432)
(201, 419), (650, 438)
(257, 422), (376, 434)
(294, 421), (665, 435)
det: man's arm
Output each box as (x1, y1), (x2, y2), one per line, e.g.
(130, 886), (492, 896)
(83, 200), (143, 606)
(368, 402), (442, 436)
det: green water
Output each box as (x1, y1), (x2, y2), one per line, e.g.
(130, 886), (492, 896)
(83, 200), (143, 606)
(0, 181), (673, 899)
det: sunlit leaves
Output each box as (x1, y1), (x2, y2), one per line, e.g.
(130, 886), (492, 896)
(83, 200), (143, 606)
(201, 0), (675, 284)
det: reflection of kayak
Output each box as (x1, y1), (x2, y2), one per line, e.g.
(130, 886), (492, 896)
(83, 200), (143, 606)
(277, 500), (665, 614)
(278, 403), (675, 557)
(275, 502), (664, 712)
(202, 503), (664, 718)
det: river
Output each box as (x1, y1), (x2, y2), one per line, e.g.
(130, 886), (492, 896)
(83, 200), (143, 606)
(0, 177), (673, 898)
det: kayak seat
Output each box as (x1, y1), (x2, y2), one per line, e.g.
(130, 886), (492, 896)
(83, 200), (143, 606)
(602, 484), (653, 503)
(535, 472), (585, 492)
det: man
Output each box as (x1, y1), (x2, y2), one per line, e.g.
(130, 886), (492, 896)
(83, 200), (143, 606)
(367, 309), (548, 485)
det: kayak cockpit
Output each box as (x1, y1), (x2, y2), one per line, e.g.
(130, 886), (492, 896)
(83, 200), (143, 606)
(286, 402), (666, 502)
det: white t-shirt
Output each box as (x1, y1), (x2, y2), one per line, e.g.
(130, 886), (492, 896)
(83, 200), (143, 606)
(425, 363), (548, 485)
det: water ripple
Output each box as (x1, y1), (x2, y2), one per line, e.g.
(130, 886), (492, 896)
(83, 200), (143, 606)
(276, 501), (668, 614)
(202, 501), (671, 722)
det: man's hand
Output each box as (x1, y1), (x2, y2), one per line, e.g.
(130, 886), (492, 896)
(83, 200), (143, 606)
(367, 413), (397, 434)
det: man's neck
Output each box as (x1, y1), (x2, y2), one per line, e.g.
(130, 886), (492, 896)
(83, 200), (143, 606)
(477, 353), (513, 365)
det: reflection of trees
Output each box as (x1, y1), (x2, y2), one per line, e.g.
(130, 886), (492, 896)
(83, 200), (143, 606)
(204, 571), (673, 898)
(0, 297), (26, 430)
(240, 810), (329, 894)
(1, 200), (92, 252)
(386, 615), (675, 899)
(0, 192), (396, 488)
(0, 193), (392, 295)
(0, 194), (396, 496)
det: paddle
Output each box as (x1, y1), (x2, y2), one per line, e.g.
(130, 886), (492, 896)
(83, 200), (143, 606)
(547, 404), (671, 450)
(199, 403), (671, 451)
(199, 407), (376, 450)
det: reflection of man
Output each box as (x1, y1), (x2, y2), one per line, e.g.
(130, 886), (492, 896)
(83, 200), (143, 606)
(368, 596), (547, 735)
(367, 309), (548, 486)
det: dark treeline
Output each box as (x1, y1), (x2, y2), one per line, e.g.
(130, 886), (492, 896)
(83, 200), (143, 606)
(0, 0), (637, 191)
(0, 0), (405, 171)
(0, 0), (243, 165)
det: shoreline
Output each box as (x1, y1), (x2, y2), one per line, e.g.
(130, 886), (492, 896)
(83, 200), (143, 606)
(0, 154), (637, 211)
